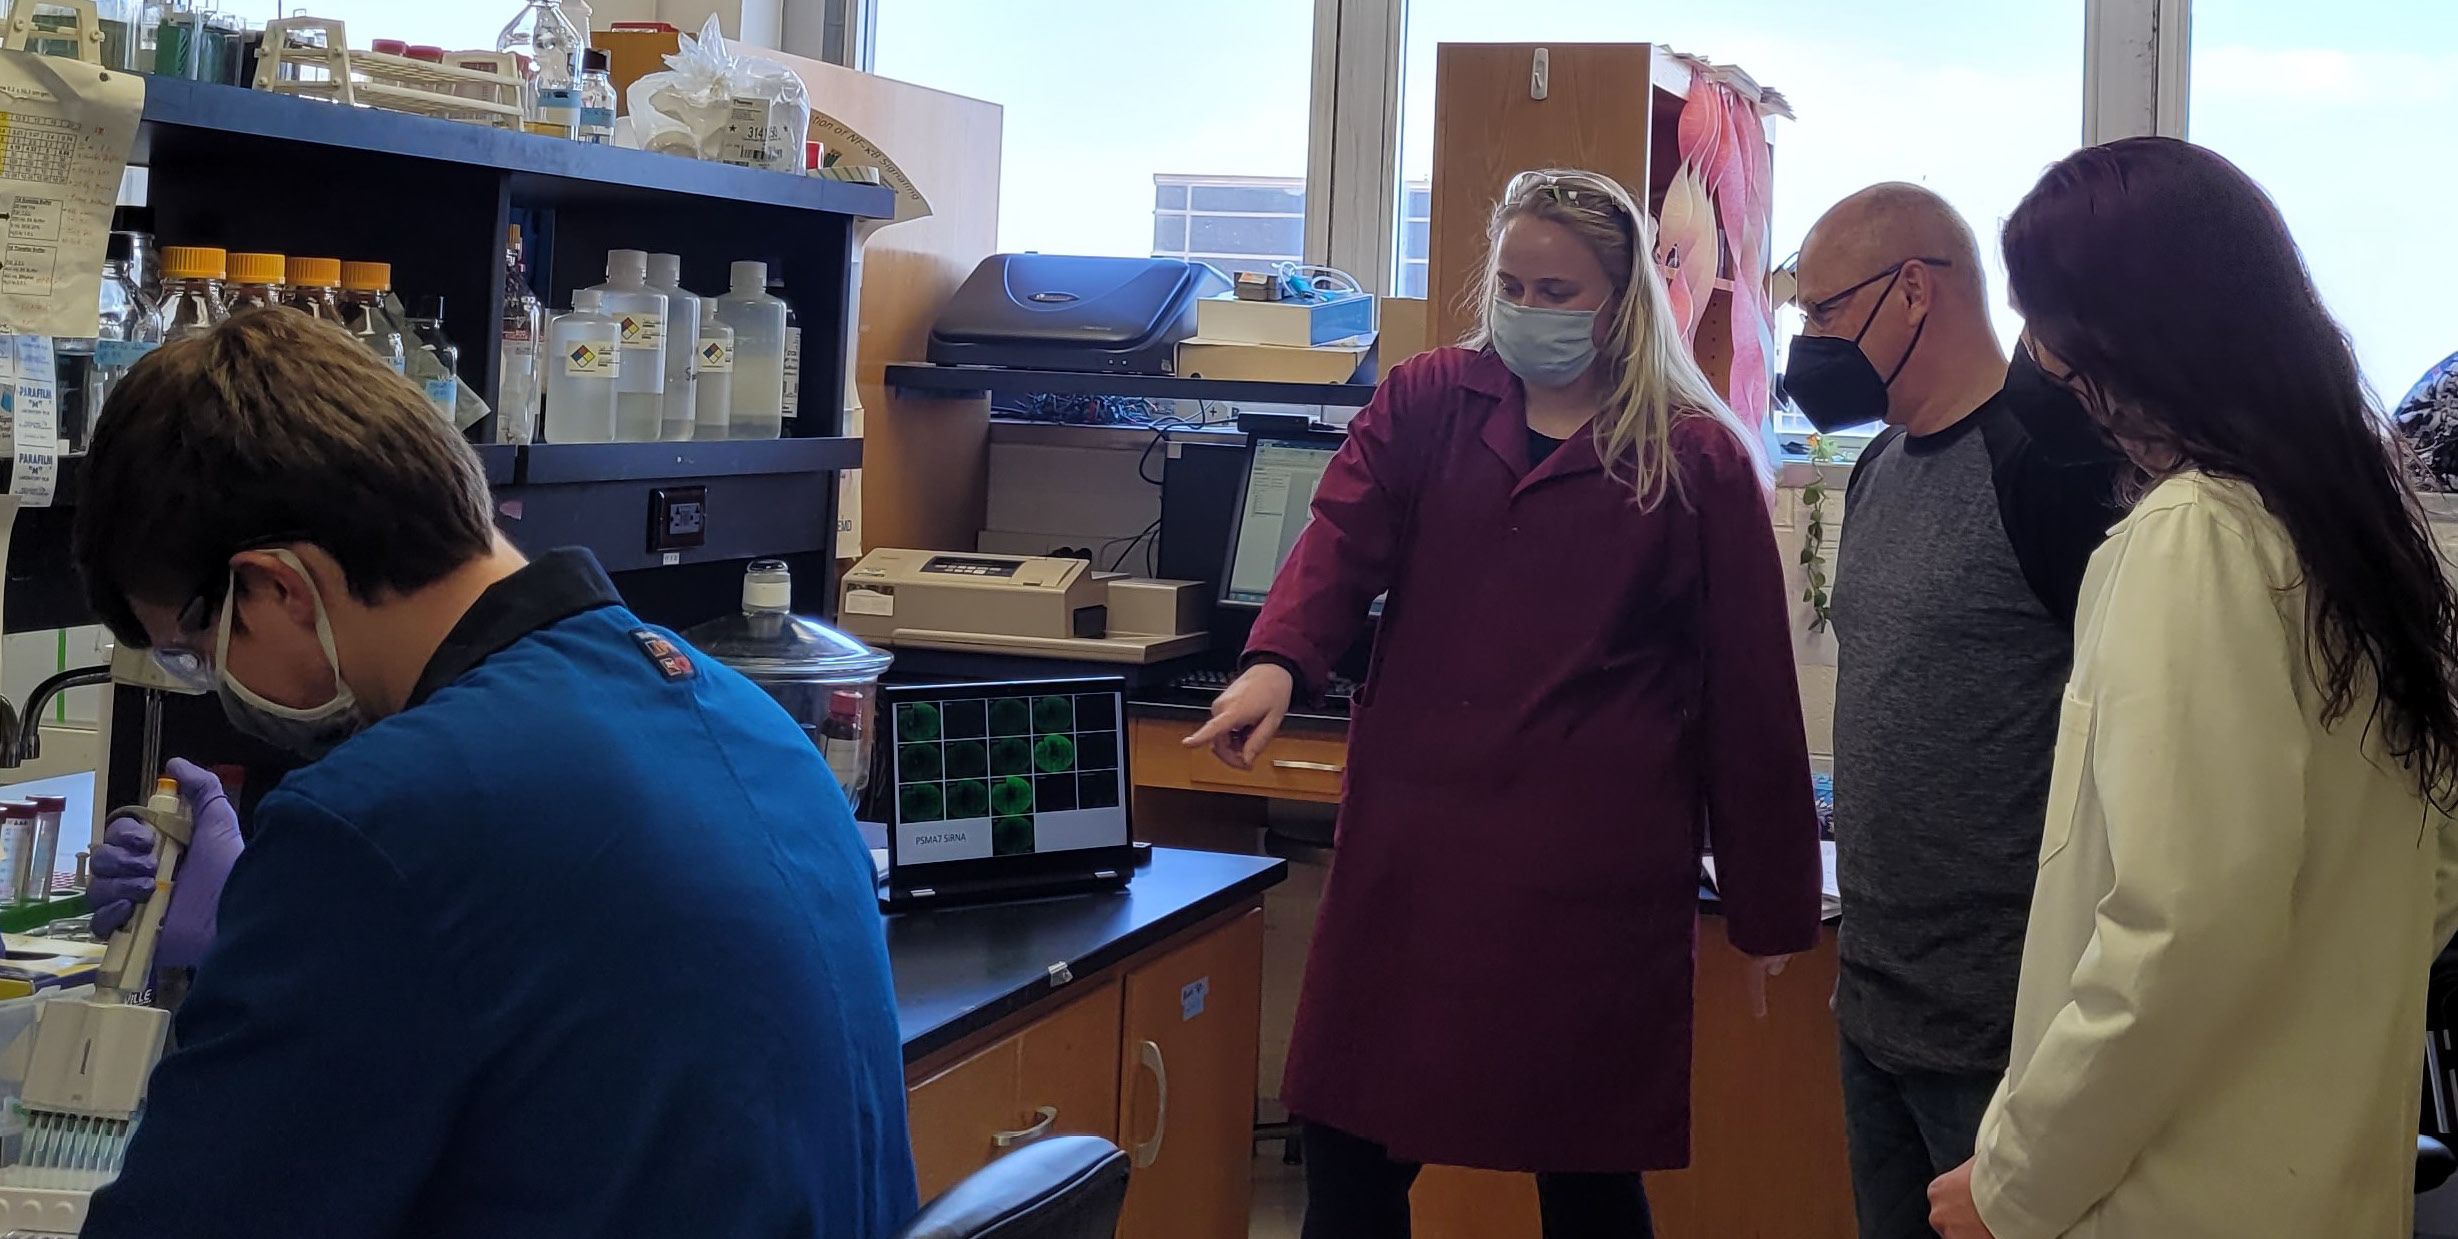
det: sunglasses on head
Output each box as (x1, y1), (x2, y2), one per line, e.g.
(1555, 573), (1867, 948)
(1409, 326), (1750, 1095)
(1507, 173), (1636, 233)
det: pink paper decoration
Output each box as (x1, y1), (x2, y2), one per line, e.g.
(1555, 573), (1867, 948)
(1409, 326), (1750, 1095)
(1664, 57), (1791, 429)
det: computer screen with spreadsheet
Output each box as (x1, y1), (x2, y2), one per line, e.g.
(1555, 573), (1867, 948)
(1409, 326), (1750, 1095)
(1221, 437), (1340, 607)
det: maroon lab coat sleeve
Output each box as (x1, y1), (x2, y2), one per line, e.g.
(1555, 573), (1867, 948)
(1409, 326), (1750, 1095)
(1687, 419), (1822, 956)
(1242, 358), (1433, 692)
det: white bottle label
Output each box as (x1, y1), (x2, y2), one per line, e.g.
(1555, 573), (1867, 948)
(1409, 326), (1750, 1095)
(620, 311), (663, 348)
(423, 377), (457, 417)
(698, 336), (733, 372)
(388, 355), (406, 374)
(579, 106), (614, 143)
(564, 340), (618, 378)
(781, 324), (801, 416)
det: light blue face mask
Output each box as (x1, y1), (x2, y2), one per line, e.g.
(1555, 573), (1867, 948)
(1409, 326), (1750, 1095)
(1489, 298), (1601, 388)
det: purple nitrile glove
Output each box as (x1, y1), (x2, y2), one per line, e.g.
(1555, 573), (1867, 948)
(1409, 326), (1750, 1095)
(87, 757), (243, 969)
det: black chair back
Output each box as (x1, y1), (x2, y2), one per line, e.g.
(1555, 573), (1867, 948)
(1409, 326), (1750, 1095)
(894, 1136), (1131, 1239)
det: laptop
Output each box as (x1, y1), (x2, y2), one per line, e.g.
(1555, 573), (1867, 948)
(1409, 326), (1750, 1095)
(877, 675), (1139, 910)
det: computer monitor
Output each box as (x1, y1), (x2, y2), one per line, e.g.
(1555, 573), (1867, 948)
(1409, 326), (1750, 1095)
(1221, 436), (1341, 608)
(1220, 435), (1384, 617)
(879, 677), (1133, 877)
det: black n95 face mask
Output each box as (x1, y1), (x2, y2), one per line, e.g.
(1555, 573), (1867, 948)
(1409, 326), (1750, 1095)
(1781, 264), (1925, 433)
(1783, 335), (1893, 433)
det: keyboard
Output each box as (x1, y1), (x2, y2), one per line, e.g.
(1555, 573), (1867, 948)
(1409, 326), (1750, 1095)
(1171, 667), (1358, 704)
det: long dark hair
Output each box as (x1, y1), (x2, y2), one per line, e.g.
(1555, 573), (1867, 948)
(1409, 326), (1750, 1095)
(2003, 136), (2458, 812)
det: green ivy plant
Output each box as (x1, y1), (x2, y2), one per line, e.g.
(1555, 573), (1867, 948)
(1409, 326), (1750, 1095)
(1798, 434), (1841, 633)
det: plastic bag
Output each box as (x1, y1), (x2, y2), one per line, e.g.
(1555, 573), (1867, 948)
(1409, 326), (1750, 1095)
(625, 16), (810, 172)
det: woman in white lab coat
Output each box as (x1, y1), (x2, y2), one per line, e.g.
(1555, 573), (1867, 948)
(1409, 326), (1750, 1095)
(1926, 136), (2458, 1239)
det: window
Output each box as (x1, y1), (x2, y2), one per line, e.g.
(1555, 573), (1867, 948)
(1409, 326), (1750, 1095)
(1398, 182), (1431, 297)
(1396, 2), (2085, 435)
(874, 0), (1316, 257)
(1151, 175), (1305, 277)
(2187, 1), (2458, 404)
(283, 0), (519, 52)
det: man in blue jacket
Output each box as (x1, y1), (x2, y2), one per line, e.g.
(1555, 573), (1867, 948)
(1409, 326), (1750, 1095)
(68, 308), (917, 1238)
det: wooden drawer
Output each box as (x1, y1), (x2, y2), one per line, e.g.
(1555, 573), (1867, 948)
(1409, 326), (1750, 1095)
(906, 981), (1124, 1201)
(1131, 716), (1349, 804)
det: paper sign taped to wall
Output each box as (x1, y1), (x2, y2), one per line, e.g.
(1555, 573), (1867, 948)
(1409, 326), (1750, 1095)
(0, 53), (142, 338)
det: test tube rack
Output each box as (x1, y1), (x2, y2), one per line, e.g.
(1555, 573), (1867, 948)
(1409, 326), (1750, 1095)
(251, 18), (523, 132)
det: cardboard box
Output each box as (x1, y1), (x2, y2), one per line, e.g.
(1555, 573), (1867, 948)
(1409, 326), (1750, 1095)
(598, 23), (682, 113)
(1106, 578), (1207, 637)
(1176, 335), (1374, 385)
(1195, 291), (1376, 347)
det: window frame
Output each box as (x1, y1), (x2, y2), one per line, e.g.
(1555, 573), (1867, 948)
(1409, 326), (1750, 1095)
(835, 0), (2185, 292)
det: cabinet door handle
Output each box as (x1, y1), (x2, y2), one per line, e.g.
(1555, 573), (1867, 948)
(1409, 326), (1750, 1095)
(1132, 1039), (1170, 1169)
(1270, 759), (1344, 774)
(992, 1105), (1059, 1149)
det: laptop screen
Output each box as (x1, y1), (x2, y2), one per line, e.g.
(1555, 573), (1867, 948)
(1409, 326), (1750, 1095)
(886, 679), (1130, 867)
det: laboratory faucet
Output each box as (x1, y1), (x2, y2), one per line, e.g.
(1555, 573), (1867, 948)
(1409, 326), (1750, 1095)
(0, 664), (112, 767)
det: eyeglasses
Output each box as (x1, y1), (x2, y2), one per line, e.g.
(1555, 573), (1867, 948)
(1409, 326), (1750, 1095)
(1781, 254), (1958, 318)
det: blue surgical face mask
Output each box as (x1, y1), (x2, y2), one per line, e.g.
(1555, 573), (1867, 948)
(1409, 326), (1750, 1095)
(212, 549), (370, 760)
(1489, 298), (1600, 388)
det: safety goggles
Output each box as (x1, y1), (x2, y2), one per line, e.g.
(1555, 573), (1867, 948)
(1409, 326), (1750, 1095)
(148, 533), (307, 692)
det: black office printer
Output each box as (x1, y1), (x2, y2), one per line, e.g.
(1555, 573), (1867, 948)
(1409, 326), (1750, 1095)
(926, 254), (1231, 376)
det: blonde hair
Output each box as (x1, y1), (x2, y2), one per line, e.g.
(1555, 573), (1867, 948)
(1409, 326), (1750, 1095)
(1465, 168), (1767, 508)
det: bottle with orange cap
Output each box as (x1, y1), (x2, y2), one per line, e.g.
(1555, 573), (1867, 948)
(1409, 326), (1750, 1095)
(224, 252), (287, 313)
(158, 246), (229, 342)
(283, 256), (344, 322)
(338, 261), (408, 375)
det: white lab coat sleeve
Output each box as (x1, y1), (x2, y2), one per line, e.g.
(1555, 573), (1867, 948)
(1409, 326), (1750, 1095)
(1972, 503), (2310, 1239)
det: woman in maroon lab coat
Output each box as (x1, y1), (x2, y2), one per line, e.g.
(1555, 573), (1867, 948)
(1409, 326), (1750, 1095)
(1187, 169), (1822, 1238)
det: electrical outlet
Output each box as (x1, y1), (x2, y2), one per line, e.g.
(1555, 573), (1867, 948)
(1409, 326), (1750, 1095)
(648, 486), (708, 552)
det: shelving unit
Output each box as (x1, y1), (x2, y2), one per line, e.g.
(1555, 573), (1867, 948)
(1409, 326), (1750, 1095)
(885, 362), (1377, 409)
(4, 77), (896, 634)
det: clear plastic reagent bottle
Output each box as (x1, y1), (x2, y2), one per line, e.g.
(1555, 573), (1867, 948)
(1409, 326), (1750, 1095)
(694, 299), (734, 441)
(546, 289), (620, 443)
(715, 260), (786, 440)
(586, 249), (669, 442)
(644, 253), (700, 441)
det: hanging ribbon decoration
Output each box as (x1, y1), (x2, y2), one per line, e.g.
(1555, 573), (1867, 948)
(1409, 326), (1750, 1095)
(1656, 56), (1792, 430)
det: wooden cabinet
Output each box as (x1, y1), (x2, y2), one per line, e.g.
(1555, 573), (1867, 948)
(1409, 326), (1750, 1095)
(1117, 907), (1266, 1239)
(901, 905), (1270, 1229)
(907, 982), (1123, 1200)
(1130, 715), (1347, 804)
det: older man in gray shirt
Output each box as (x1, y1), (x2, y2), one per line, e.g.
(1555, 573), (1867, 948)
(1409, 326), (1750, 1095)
(1789, 184), (2126, 1239)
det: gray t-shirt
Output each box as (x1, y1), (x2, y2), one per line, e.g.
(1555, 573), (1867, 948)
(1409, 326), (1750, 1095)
(1829, 381), (2126, 1076)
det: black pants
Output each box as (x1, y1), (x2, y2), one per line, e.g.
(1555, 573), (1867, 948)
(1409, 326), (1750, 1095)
(1301, 1122), (1654, 1239)
(1836, 1032), (2001, 1239)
